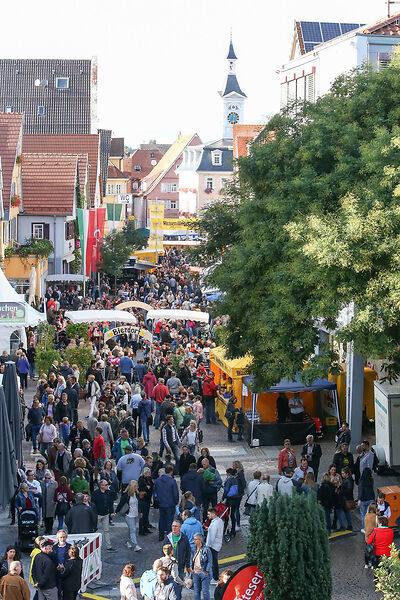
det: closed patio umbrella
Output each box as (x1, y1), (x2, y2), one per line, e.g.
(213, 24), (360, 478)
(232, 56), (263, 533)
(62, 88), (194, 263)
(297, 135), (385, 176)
(0, 386), (17, 508)
(3, 361), (23, 466)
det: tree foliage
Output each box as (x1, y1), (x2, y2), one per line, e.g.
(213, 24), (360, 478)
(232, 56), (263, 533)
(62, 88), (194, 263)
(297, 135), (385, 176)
(99, 224), (147, 278)
(65, 322), (90, 342)
(64, 344), (93, 386)
(374, 544), (400, 600)
(35, 322), (61, 375)
(198, 55), (400, 389)
(247, 493), (331, 600)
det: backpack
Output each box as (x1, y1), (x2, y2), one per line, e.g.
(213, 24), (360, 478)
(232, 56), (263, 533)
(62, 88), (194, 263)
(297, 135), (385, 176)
(227, 479), (239, 497)
(198, 429), (203, 444)
(372, 450), (379, 473)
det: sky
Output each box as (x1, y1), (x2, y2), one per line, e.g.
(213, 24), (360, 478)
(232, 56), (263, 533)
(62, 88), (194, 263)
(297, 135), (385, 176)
(0, 0), (390, 148)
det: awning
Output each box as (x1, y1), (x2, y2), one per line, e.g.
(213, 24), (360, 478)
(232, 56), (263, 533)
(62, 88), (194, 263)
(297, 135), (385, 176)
(242, 374), (337, 393)
(64, 310), (137, 324)
(209, 346), (251, 378)
(46, 274), (89, 282)
(146, 309), (209, 323)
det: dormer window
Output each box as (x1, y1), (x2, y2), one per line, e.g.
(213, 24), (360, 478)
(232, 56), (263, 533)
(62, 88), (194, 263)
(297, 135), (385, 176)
(56, 77), (69, 89)
(211, 151), (222, 166)
(134, 165), (141, 171)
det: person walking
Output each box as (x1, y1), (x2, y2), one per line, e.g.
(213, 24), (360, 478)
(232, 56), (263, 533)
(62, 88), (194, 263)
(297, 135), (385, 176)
(17, 354), (30, 389)
(190, 534), (212, 600)
(222, 469), (241, 538)
(138, 468), (153, 536)
(0, 561), (30, 600)
(161, 416), (181, 473)
(206, 508), (224, 585)
(138, 393), (152, 445)
(31, 540), (58, 600)
(154, 466), (179, 541)
(357, 467), (375, 532)
(27, 398), (45, 455)
(59, 546), (83, 600)
(64, 494), (97, 534)
(40, 472), (58, 534)
(116, 480), (142, 552)
(202, 372), (218, 425)
(91, 480), (116, 552)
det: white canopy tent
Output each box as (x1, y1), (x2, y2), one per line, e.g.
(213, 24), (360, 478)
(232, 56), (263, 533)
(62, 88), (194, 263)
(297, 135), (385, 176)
(146, 309), (209, 323)
(64, 310), (137, 324)
(0, 269), (46, 352)
(46, 274), (89, 283)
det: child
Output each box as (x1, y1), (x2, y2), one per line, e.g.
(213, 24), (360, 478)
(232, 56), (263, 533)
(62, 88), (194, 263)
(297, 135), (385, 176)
(59, 417), (70, 447)
(236, 408), (245, 441)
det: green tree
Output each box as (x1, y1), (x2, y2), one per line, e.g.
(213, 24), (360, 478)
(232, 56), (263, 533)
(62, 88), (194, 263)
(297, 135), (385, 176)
(65, 322), (90, 342)
(122, 222), (147, 249)
(247, 493), (331, 600)
(98, 232), (131, 284)
(64, 344), (93, 386)
(374, 544), (400, 599)
(197, 55), (400, 390)
(35, 322), (61, 375)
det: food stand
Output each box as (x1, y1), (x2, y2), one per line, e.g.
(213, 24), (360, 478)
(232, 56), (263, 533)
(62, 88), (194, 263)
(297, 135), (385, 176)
(243, 375), (340, 446)
(209, 347), (252, 428)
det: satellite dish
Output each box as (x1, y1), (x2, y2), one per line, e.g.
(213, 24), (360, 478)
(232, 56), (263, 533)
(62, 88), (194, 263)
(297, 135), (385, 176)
(151, 160), (157, 166)
(34, 79), (41, 87)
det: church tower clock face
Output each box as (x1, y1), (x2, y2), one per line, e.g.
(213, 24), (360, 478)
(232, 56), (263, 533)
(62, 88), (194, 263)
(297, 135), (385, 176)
(227, 111), (239, 125)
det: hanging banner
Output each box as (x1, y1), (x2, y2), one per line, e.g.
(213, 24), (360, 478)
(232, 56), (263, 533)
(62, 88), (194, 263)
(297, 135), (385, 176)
(77, 208), (89, 277)
(93, 207), (106, 271)
(106, 203), (123, 235)
(0, 302), (26, 323)
(222, 564), (265, 600)
(105, 325), (153, 343)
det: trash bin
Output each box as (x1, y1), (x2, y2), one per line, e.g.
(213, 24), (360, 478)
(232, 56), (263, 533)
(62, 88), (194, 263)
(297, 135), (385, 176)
(325, 416), (337, 433)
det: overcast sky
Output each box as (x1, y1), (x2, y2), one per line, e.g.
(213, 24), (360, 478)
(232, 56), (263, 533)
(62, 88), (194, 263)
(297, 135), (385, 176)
(0, 0), (389, 147)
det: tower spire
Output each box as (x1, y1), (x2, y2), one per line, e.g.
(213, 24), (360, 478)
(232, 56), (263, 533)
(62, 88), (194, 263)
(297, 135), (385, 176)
(220, 35), (246, 140)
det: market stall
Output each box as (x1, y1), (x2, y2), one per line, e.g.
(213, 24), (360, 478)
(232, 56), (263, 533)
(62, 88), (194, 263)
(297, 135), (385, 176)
(242, 375), (339, 447)
(209, 347), (251, 428)
(64, 310), (137, 324)
(146, 309), (209, 323)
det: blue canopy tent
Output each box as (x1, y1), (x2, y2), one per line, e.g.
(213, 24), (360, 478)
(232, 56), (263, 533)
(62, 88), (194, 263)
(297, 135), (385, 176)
(242, 375), (339, 447)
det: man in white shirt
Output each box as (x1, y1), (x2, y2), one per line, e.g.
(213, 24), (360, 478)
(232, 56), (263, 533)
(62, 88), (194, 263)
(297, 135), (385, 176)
(289, 392), (304, 422)
(246, 471), (262, 512)
(256, 474), (274, 506)
(206, 508), (224, 585)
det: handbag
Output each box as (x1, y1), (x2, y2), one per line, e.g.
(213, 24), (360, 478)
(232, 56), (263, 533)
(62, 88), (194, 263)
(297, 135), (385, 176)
(183, 574), (193, 588)
(243, 482), (261, 515)
(344, 499), (356, 511)
(119, 502), (129, 516)
(365, 530), (377, 564)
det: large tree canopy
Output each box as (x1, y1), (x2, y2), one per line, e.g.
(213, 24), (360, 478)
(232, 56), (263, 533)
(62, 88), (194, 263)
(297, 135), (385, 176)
(198, 56), (400, 390)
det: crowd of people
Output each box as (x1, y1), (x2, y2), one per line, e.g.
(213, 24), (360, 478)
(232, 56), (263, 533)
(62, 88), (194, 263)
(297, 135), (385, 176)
(0, 249), (397, 600)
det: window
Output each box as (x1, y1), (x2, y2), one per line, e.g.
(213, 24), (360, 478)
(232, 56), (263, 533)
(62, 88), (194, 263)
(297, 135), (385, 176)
(378, 52), (392, 70)
(220, 176), (230, 189)
(162, 182), (177, 193)
(32, 223), (49, 239)
(5, 106), (12, 113)
(165, 200), (177, 210)
(116, 184), (121, 194)
(150, 152), (154, 158)
(212, 151), (222, 166)
(305, 72), (315, 103)
(206, 177), (214, 190)
(107, 184), (114, 195)
(132, 182), (139, 190)
(65, 221), (74, 240)
(56, 77), (69, 89)
(9, 217), (17, 242)
(38, 106), (46, 116)
(134, 165), (141, 171)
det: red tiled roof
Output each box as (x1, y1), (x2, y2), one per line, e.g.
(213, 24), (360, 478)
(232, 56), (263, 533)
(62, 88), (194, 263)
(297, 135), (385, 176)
(233, 124), (263, 159)
(22, 153), (77, 215)
(0, 112), (23, 207)
(108, 163), (128, 179)
(23, 135), (100, 206)
(123, 148), (164, 181)
(363, 12), (400, 34)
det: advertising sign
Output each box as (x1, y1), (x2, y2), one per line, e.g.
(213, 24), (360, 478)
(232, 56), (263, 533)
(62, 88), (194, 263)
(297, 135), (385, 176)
(222, 563), (265, 600)
(0, 302), (26, 323)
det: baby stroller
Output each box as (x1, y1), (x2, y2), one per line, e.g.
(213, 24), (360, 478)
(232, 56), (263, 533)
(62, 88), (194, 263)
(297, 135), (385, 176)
(203, 502), (232, 542)
(17, 509), (38, 552)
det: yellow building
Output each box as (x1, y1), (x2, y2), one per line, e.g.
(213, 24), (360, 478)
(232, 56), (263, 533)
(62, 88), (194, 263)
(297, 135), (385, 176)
(4, 254), (48, 299)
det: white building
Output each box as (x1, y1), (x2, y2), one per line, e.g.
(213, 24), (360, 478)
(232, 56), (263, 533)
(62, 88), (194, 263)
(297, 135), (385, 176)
(220, 38), (247, 140)
(278, 13), (400, 108)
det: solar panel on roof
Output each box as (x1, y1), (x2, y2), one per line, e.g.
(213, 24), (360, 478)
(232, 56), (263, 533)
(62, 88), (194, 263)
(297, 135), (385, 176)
(340, 23), (363, 34)
(321, 22), (341, 41)
(304, 42), (318, 53)
(300, 21), (322, 42)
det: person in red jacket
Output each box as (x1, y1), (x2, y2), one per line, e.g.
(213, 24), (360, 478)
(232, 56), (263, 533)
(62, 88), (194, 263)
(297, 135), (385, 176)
(366, 516), (394, 568)
(278, 439), (297, 475)
(202, 371), (218, 424)
(93, 426), (106, 479)
(153, 378), (169, 428)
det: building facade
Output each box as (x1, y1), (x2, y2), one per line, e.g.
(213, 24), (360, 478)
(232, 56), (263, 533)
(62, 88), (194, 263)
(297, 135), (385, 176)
(278, 14), (400, 109)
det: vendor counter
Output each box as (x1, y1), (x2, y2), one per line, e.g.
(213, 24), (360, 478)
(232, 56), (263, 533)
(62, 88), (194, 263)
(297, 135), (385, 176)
(245, 416), (316, 446)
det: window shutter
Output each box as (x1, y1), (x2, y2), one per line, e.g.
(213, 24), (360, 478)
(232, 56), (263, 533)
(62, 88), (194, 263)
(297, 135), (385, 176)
(44, 224), (50, 239)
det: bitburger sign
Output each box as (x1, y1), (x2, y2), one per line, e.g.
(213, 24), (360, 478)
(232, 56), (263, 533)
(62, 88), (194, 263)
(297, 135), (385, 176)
(222, 563), (265, 600)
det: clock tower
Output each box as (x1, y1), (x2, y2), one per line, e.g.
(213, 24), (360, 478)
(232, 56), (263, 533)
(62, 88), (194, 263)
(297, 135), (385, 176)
(219, 36), (246, 140)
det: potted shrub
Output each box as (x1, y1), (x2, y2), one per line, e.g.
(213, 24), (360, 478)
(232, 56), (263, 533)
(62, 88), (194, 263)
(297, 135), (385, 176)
(11, 195), (21, 208)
